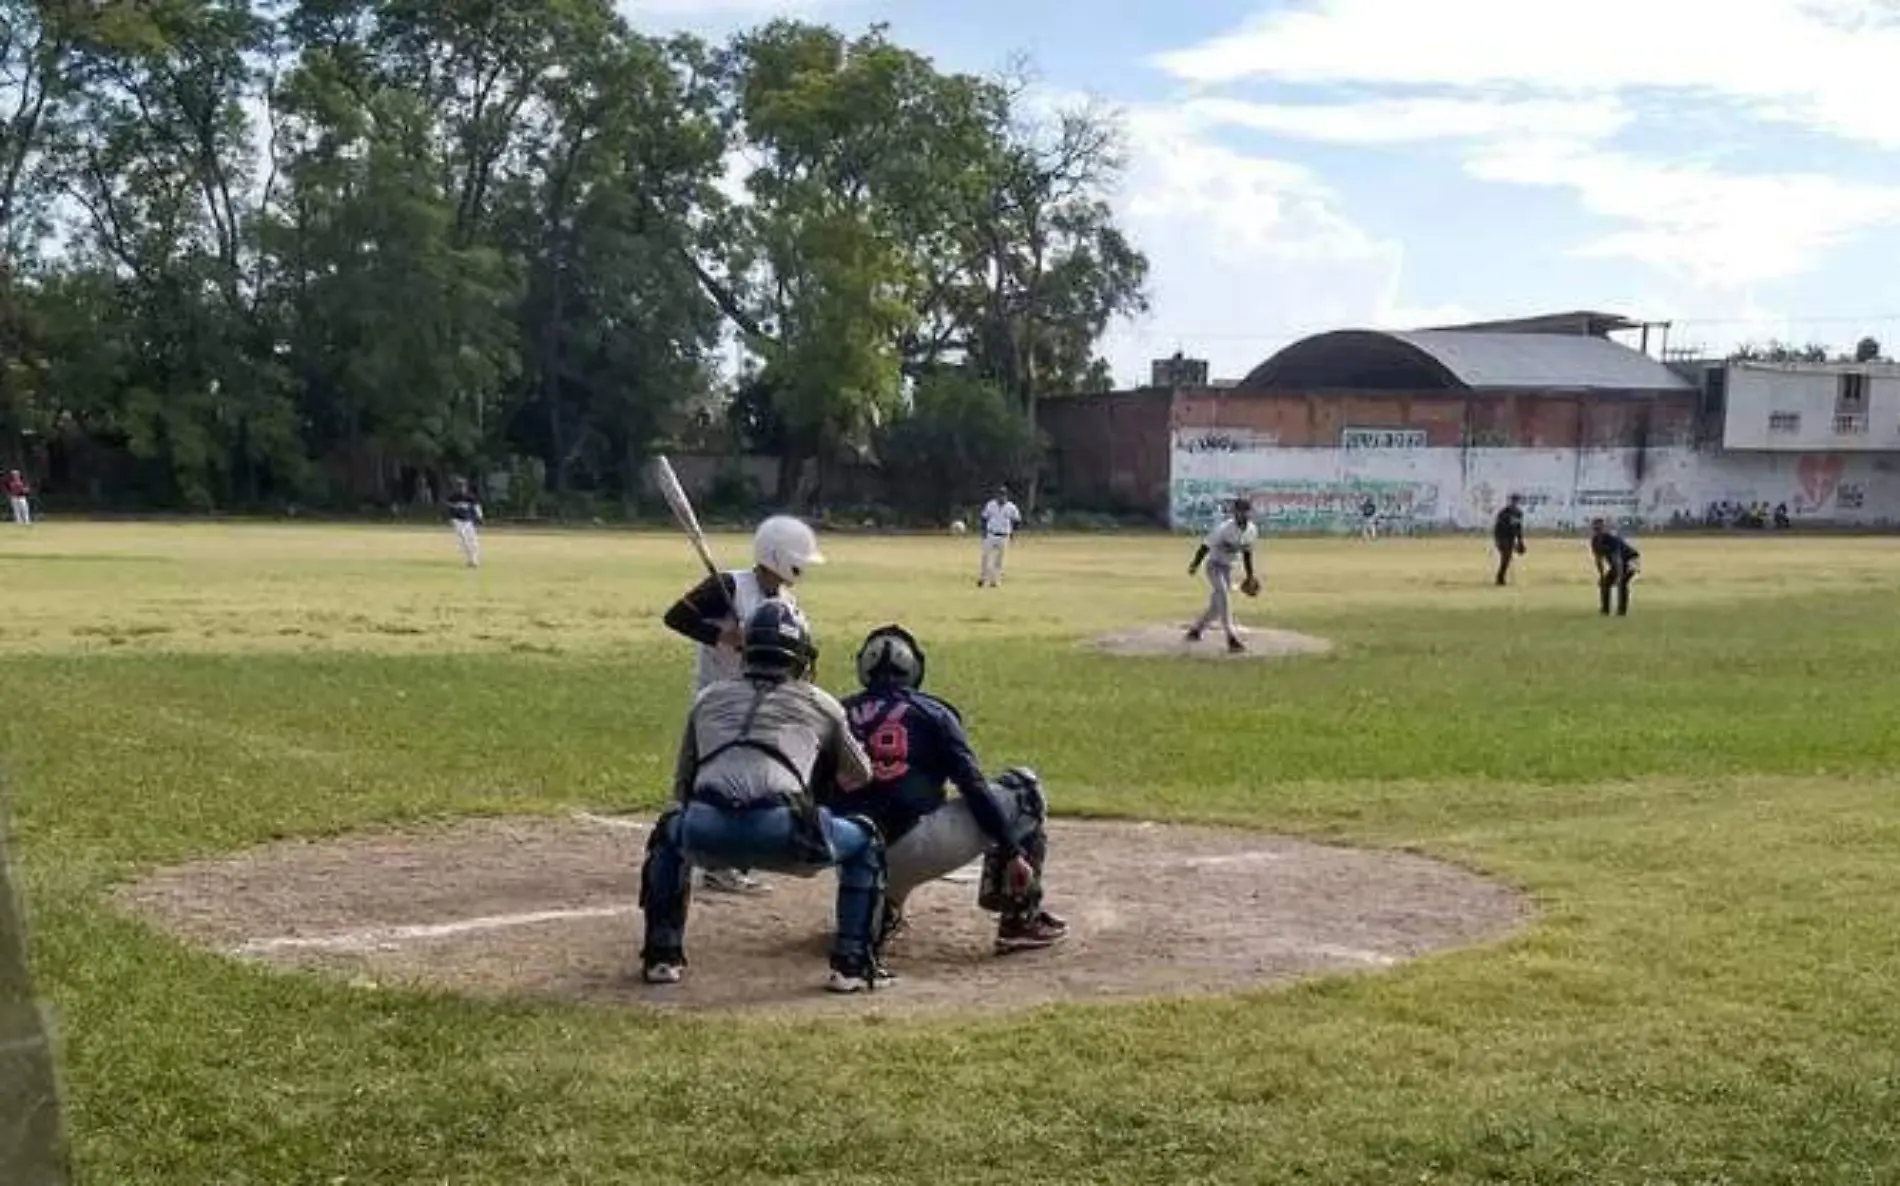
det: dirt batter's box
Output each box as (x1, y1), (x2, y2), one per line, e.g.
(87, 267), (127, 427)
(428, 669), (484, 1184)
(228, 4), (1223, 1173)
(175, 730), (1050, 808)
(0, 775), (70, 1186)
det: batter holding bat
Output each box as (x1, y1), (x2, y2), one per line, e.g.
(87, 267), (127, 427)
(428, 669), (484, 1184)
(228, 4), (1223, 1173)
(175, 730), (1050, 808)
(662, 512), (826, 893)
(1186, 496), (1261, 654)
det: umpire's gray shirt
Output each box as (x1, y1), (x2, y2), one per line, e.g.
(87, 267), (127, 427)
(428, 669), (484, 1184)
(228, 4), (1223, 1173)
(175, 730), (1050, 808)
(675, 677), (873, 809)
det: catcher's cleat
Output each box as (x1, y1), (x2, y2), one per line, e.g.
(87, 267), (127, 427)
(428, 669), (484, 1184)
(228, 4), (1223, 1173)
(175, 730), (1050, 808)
(642, 954), (685, 985)
(1226, 636), (1247, 654)
(826, 956), (895, 994)
(995, 911), (1069, 954)
(700, 868), (767, 895)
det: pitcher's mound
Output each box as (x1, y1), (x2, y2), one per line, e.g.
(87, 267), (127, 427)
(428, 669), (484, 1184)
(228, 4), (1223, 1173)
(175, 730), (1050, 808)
(117, 816), (1526, 1020)
(1090, 625), (1334, 659)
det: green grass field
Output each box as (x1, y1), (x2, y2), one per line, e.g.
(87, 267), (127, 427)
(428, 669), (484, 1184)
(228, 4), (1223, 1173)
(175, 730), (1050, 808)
(7, 521), (1900, 1184)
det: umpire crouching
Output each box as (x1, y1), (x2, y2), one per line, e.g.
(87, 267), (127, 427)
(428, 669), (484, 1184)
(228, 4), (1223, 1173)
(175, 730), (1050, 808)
(640, 601), (891, 994)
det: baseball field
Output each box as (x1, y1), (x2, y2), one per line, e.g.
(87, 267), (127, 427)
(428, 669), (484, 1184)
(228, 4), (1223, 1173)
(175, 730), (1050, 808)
(5, 521), (1900, 1183)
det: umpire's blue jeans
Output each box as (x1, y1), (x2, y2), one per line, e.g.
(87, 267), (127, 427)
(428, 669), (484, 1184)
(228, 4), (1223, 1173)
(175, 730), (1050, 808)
(641, 801), (882, 970)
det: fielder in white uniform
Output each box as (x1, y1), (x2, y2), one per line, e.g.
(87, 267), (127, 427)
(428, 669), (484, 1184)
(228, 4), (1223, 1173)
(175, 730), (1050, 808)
(977, 486), (1022, 588)
(1186, 496), (1260, 654)
(445, 479), (482, 567)
(662, 514), (827, 893)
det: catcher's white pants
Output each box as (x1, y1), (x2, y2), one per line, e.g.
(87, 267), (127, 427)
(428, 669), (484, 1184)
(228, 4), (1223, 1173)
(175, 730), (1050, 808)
(9, 496), (29, 525)
(884, 788), (1042, 910)
(1361, 518), (1377, 541)
(453, 520), (480, 567)
(979, 536), (1008, 585)
(1193, 563), (1238, 639)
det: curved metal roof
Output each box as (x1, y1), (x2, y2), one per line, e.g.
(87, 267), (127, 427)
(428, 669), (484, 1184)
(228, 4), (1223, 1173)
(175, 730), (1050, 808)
(1243, 329), (1693, 393)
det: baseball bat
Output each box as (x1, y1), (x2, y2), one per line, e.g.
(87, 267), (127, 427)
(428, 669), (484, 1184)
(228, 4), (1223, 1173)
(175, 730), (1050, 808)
(652, 454), (722, 582)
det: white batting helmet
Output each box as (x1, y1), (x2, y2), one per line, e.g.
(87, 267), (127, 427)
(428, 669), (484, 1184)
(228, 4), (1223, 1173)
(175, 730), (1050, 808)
(753, 515), (825, 585)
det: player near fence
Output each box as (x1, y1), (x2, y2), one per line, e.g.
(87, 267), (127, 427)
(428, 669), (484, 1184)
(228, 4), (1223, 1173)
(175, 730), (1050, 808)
(639, 601), (892, 994)
(445, 478), (482, 567)
(1359, 497), (1378, 542)
(5, 470), (31, 526)
(834, 624), (1067, 962)
(1494, 494), (1527, 585)
(662, 515), (825, 894)
(1590, 517), (1641, 616)
(1186, 497), (1261, 654)
(976, 485), (1022, 588)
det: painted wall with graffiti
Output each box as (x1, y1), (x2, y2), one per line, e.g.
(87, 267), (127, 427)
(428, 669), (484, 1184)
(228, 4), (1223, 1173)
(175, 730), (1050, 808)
(1170, 430), (1900, 532)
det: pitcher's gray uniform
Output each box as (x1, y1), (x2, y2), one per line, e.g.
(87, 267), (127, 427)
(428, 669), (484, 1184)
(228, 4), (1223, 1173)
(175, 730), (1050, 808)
(1186, 497), (1260, 654)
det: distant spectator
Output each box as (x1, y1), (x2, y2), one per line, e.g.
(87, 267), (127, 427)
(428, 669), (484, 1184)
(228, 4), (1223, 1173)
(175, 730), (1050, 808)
(1774, 503), (1791, 530)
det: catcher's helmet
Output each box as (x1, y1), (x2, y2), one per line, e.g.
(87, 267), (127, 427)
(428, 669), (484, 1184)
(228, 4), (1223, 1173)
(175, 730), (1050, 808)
(855, 624), (926, 690)
(742, 600), (817, 681)
(753, 515), (825, 585)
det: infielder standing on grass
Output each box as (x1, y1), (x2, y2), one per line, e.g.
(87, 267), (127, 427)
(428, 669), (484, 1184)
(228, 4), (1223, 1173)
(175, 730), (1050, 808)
(639, 601), (892, 994)
(1590, 517), (1641, 617)
(976, 485), (1022, 588)
(1186, 496), (1260, 654)
(1494, 493), (1527, 585)
(834, 624), (1067, 963)
(445, 478), (482, 567)
(5, 470), (31, 525)
(662, 514), (825, 894)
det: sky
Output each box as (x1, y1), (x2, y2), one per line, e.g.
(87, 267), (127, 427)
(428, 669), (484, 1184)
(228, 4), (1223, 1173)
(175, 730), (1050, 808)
(624, 0), (1900, 388)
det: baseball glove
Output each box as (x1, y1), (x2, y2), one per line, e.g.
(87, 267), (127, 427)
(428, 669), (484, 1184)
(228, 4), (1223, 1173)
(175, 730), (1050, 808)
(1240, 574), (1262, 598)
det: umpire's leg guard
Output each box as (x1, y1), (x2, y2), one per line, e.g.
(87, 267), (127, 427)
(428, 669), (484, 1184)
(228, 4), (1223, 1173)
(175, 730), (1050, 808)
(639, 807), (692, 966)
(829, 814), (887, 978)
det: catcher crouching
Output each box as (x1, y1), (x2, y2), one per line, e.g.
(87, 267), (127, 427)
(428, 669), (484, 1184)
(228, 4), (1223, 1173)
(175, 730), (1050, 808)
(834, 625), (1068, 965)
(1186, 496), (1261, 654)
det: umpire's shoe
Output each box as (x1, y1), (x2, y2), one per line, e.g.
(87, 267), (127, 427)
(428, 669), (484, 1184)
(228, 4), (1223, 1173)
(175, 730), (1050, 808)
(995, 910), (1069, 954)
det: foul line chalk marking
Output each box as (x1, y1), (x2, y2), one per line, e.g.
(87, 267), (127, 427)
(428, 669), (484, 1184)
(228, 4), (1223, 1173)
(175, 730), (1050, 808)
(1306, 944), (1398, 967)
(231, 903), (639, 957)
(1180, 850), (1284, 869)
(573, 812), (647, 831)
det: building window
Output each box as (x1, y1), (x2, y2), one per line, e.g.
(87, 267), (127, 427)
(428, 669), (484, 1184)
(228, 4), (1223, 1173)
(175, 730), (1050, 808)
(1838, 372), (1868, 412)
(1769, 411), (1801, 433)
(1835, 373), (1869, 434)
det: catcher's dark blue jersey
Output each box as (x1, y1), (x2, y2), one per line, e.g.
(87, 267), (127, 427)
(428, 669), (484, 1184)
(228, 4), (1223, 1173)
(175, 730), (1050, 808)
(836, 687), (1016, 853)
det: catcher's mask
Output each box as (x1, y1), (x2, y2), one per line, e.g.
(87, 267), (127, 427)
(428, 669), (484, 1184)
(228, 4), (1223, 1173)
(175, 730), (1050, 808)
(855, 624), (926, 691)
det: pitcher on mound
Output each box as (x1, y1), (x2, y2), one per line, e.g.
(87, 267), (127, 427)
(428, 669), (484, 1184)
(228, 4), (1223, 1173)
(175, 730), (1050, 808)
(1186, 496), (1260, 654)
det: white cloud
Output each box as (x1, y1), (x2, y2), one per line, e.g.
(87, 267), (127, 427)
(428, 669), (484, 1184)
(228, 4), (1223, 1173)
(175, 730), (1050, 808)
(1155, 0), (1900, 150)
(1143, 0), (1900, 295)
(1179, 95), (1630, 145)
(1465, 138), (1900, 284)
(1098, 104), (1458, 384)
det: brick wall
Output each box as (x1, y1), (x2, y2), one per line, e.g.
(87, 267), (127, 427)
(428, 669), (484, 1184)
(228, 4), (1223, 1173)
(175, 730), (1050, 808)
(1037, 391), (1174, 517)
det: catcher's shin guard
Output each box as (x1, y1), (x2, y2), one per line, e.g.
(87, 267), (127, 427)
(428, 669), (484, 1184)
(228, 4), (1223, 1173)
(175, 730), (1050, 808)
(831, 815), (887, 978)
(638, 808), (691, 964)
(979, 768), (1049, 917)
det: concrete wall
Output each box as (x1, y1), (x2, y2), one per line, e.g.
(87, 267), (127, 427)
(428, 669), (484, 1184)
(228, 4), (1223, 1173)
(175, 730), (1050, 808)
(1172, 440), (1900, 533)
(1723, 362), (1900, 451)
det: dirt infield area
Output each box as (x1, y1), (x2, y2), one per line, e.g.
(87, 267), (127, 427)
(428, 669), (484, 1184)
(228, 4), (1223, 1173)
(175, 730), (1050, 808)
(116, 816), (1529, 1020)
(1087, 625), (1336, 660)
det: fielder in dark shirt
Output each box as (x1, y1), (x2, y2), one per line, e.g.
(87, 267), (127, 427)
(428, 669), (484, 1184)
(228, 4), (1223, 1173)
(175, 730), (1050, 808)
(1493, 495), (1526, 585)
(1589, 517), (1641, 616)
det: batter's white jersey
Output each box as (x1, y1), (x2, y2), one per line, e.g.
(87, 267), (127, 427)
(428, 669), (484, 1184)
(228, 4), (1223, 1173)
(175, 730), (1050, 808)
(980, 498), (1022, 538)
(694, 569), (798, 691)
(1202, 518), (1258, 570)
